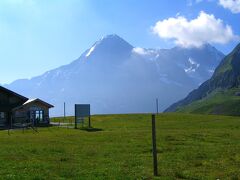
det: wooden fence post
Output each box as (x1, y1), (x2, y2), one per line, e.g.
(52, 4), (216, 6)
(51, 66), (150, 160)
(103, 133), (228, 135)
(88, 116), (91, 128)
(152, 114), (158, 176)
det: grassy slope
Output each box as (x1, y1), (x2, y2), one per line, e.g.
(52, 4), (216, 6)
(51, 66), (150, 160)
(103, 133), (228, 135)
(1, 113), (240, 179)
(176, 88), (240, 115)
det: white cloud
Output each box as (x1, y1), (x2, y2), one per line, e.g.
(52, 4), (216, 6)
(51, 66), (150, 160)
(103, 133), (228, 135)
(219, 0), (240, 13)
(152, 11), (237, 48)
(132, 47), (148, 55)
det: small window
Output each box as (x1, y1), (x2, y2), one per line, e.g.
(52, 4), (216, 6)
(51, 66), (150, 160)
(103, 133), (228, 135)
(35, 110), (44, 122)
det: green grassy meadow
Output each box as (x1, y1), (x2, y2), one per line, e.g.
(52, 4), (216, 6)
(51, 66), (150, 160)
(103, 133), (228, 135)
(176, 88), (240, 116)
(1, 113), (240, 179)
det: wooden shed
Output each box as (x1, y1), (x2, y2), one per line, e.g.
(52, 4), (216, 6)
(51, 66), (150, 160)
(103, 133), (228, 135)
(13, 98), (54, 126)
(0, 86), (28, 128)
(0, 86), (54, 129)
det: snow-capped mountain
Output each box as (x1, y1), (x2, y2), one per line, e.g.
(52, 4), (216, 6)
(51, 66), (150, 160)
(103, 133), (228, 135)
(5, 34), (224, 116)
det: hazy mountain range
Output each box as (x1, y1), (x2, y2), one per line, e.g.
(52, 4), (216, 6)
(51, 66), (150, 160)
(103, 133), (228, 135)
(165, 43), (240, 115)
(5, 34), (224, 116)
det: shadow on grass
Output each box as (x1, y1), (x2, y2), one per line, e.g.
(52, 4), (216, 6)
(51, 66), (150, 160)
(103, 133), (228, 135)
(78, 127), (103, 132)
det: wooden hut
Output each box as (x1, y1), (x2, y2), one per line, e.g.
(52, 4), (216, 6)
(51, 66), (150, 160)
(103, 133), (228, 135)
(0, 86), (28, 128)
(0, 86), (53, 128)
(13, 98), (54, 126)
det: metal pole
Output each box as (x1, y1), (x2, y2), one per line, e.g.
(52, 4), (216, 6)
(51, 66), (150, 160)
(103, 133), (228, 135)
(64, 102), (68, 128)
(152, 114), (158, 176)
(156, 98), (159, 114)
(64, 102), (66, 119)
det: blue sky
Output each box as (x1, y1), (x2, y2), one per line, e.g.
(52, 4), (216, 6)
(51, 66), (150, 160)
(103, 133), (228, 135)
(0, 0), (239, 84)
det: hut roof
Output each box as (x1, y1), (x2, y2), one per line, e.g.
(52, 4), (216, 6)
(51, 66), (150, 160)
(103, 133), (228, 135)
(0, 86), (28, 101)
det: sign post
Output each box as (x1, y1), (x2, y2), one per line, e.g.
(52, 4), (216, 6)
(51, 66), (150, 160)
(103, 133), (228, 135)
(75, 104), (90, 129)
(152, 114), (158, 176)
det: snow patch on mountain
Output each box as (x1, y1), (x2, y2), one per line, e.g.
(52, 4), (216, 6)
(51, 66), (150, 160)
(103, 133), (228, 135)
(184, 58), (200, 73)
(132, 47), (160, 61)
(86, 45), (96, 57)
(208, 69), (215, 74)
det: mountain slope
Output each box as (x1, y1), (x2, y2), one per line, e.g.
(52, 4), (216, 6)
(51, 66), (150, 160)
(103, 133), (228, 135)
(165, 43), (240, 115)
(5, 34), (224, 116)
